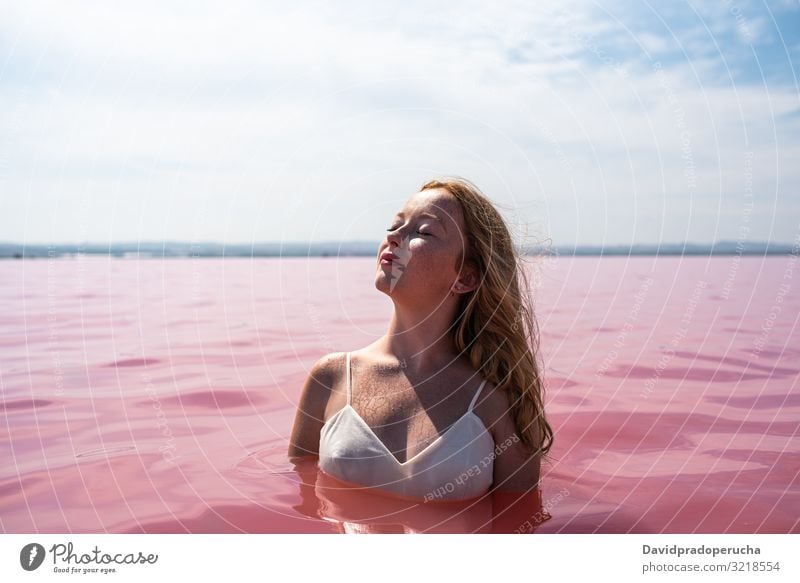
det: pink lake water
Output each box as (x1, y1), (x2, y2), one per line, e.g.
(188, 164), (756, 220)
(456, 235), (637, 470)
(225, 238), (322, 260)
(0, 255), (798, 533)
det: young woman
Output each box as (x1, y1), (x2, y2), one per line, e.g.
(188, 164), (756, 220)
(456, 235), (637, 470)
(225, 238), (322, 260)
(288, 176), (553, 504)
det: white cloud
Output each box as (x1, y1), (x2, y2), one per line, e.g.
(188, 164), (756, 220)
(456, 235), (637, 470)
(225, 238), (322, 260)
(0, 0), (797, 245)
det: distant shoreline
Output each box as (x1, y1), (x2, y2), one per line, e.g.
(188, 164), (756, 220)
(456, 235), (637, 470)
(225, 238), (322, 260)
(0, 240), (796, 259)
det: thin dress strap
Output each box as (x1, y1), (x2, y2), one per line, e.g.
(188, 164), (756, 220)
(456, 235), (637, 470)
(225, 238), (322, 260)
(467, 378), (488, 412)
(346, 352), (352, 406)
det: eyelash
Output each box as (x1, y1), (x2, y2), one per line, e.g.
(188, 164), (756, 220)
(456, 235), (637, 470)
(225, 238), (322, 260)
(386, 227), (431, 237)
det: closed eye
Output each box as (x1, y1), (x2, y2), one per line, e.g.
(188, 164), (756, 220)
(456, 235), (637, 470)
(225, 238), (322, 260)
(385, 226), (433, 237)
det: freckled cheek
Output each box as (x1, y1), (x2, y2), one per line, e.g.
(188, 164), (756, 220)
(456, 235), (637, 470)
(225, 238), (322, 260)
(406, 240), (434, 263)
(406, 242), (454, 274)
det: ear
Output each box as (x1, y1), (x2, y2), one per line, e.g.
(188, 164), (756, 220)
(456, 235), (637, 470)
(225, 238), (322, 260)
(452, 266), (479, 294)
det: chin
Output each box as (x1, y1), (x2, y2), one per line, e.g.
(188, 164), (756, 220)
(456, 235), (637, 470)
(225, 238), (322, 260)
(374, 272), (404, 297)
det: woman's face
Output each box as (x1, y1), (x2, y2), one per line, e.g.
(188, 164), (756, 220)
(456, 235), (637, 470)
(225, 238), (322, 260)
(375, 188), (469, 304)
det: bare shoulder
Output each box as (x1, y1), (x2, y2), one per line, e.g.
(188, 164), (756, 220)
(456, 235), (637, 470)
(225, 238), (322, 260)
(471, 379), (512, 438)
(473, 378), (542, 448)
(286, 352), (346, 458)
(472, 378), (542, 492)
(310, 351), (346, 385)
(304, 351), (349, 410)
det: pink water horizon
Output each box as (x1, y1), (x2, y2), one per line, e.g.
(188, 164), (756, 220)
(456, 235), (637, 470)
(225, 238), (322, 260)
(1, 255), (797, 533)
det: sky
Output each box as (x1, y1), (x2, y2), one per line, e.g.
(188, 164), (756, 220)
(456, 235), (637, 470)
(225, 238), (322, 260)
(0, 0), (798, 247)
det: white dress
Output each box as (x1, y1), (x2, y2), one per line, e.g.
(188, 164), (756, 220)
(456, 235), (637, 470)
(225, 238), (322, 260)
(319, 352), (495, 501)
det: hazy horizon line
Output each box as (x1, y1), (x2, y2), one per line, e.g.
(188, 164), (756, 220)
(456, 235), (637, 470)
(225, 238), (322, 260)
(0, 239), (797, 258)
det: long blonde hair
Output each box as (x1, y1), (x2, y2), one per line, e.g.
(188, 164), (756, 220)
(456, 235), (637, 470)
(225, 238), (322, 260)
(420, 176), (554, 462)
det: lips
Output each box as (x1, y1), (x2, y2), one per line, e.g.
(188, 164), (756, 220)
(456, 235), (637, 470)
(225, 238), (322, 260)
(380, 250), (397, 263)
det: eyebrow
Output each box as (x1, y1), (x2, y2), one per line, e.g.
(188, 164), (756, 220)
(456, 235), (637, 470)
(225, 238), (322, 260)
(396, 211), (446, 231)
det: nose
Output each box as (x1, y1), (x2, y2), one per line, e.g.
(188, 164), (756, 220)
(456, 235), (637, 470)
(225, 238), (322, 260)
(385, 227), (405, 249)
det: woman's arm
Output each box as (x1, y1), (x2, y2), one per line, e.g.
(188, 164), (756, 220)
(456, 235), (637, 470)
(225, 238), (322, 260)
(490, 409), (542, 493)
(481, 385), (542, 493)
(480, 385), (547, 532)
(287, 353), (339, 460)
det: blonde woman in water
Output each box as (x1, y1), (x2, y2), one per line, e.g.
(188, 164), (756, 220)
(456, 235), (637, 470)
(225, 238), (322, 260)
(289, 177), (553, 524)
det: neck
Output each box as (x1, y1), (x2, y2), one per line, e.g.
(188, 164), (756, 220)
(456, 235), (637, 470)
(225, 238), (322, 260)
(376, 298), (463, 375)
